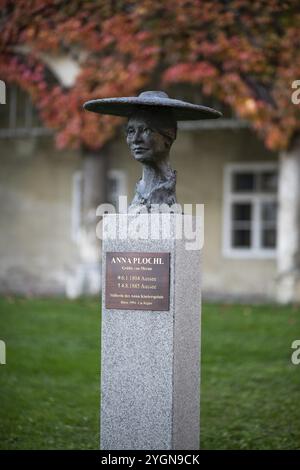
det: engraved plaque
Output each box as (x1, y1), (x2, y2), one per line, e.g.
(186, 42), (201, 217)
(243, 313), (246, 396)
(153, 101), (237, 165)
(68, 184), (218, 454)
(105, 252), (170, 311)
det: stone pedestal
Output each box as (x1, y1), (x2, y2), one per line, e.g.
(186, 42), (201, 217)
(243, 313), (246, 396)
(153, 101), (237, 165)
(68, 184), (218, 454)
(100, 214), (202, 450)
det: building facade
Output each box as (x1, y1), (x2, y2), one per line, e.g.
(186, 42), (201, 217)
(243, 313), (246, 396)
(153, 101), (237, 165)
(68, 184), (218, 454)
(0, 84), (299, 302)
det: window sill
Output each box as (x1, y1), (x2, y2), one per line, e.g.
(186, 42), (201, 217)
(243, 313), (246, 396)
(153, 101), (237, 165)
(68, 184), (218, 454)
(223, 248), (277, 259)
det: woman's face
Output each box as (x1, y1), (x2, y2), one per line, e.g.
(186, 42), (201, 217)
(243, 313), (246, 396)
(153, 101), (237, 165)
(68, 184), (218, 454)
(126, 116), (170, 164)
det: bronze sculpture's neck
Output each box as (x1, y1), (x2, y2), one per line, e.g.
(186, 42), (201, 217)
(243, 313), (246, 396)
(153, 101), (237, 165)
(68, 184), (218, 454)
(125, 109), (177, 211)
(142, 158), (172, 181)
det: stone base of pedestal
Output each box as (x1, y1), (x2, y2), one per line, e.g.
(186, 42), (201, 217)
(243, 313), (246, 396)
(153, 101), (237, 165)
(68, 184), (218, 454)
(100, 214), (201, 450)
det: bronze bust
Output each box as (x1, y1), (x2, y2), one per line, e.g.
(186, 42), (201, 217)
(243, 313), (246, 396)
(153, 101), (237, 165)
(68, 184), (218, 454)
(84, 91), (221, 211)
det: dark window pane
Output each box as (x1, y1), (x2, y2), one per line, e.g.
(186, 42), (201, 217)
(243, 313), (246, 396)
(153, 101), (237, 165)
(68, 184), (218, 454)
(262, 229), (276, 248)
(232, 203), (252, 221)
(232, 229), (251, 248)
(0, 86), (9, 128)
(31, 103), (42, 127)
(108, 178), (117, 194)
(232, 172), (255, 192)
(16, 86), (27, 128)
(261, 201), (277, 224)
(260, 172), (278, 193)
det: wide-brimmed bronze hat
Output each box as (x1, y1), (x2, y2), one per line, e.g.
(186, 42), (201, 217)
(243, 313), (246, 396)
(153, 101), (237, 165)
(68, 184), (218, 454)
(83, 90), (222, 120)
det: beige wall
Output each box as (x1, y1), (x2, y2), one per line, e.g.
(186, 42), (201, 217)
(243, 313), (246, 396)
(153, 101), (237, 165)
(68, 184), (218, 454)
(0, 126), (278, 300)
(107, 127), (278, 301)
(0, 136), (81, 295)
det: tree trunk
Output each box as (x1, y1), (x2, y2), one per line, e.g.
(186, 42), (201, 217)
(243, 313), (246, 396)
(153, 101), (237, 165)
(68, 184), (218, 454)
(277, 135), (300, 304)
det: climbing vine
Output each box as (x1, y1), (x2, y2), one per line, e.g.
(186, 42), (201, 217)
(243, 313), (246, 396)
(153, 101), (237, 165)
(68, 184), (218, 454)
(0, 0), (299, 150)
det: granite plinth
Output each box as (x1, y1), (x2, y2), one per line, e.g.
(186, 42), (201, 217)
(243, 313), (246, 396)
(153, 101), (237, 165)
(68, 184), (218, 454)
(100, 214), (201, 450)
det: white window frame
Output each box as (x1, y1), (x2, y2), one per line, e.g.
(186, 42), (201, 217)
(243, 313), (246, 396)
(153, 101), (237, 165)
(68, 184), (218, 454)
(107, 169), (127, 208)
(71, 170), (83, 243)
(223, 162), (278, 259)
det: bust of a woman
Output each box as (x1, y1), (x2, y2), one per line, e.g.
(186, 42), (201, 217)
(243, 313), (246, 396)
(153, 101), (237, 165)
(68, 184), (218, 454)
(125, 108), (177, 211)
(83, 90), (221, 212)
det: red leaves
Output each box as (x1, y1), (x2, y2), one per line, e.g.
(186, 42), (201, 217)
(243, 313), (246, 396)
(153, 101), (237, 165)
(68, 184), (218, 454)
(0, 0), (299, 151)
(163, 62), (218, 84)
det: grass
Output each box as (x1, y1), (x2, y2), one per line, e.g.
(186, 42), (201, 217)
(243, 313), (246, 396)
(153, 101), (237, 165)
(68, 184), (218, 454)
(0, 298), (100, 450)
(201, 303), (300, 450)
(0, 298), (299, 449)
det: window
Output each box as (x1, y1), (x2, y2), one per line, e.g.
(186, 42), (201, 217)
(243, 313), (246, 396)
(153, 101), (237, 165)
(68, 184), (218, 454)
(0, 84), (51, 138)
(223, 163), (278, 258)
(71, 171), (83, 243)
(107, 170), (127, 208)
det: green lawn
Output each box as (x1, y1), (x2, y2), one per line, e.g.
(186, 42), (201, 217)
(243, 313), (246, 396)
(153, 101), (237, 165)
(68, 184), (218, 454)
(0, 298), (299, 450)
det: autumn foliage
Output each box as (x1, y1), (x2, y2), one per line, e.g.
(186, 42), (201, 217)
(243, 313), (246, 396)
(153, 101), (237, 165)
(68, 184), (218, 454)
(0, 0), (299, 151)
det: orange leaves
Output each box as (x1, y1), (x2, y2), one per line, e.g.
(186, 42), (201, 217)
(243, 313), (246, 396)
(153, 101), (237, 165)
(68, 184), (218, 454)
(0, 0), (299, 151)
(163, 61), (218, 84)
(265, 126), (287, 151)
